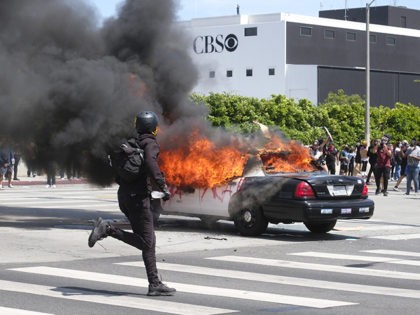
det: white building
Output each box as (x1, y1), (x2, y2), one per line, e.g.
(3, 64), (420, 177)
(181, 6), (420, 106)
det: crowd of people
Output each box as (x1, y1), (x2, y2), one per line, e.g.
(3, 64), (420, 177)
(0, 140), (82, 189)
(309, 136), (420, 197)
(1, 135), (419, 196)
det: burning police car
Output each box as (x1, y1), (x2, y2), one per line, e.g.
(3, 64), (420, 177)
(157, 135), (374, 236)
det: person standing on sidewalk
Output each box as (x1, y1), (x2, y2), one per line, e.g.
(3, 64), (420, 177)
(374, 135), (393, 196)
(393, 140), (409, 191)
(366, 139), (379, 185)
(13, 149), (21, 181)
(0, 140), (14, 189)
(405, 138), (420, 195)
(359, 141), (369, 178)
(88, 111), (175, 296)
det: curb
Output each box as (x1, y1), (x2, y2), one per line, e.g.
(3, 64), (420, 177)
(8, 178), (88, 186)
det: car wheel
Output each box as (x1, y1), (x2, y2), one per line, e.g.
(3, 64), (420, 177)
(304, 220), (337, 233)
(233, 207), (268, 236)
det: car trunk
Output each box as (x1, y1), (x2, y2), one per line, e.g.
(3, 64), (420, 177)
(306, 175), (365, 199)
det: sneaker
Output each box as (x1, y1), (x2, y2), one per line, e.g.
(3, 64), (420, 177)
(393, 186), (399, 191)
(88, 217), (109, 248)
(147, 282), (176, 296)
(383, 191), (388, 196)
(8, 184), (13, 188)
(375, 188), (380, 195)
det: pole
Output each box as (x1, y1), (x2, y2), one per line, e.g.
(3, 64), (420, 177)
(365, 1), (375, 145)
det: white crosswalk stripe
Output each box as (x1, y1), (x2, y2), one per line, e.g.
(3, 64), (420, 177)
(289, 251), (420, 266)
(10, 266), (355, 309)
(117, 261), (420, 299)
(362, 249), (420, 258)
(0, 279), (234, 315)
(369, 233), (420, 240)
(2, 248), (420, 313)
(208, 255), (420, 280)
(0, 306), (54, 315)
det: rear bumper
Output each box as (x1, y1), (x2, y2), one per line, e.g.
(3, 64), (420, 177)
(303, 198), (374, 221)
(263, 198), (374, 222)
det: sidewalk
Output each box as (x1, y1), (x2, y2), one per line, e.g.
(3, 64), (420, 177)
(6, 163), (88, 187)
(8, 175), (87, 186)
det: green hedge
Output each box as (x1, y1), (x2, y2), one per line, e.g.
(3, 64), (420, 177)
(191, 90), (420, 147)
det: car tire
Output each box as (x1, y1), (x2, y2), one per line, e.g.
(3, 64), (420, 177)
(304, 220), (337, 233)
(233, 207), (268, 236)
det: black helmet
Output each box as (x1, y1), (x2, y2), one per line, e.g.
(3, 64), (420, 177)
(135, 111), (159, 134)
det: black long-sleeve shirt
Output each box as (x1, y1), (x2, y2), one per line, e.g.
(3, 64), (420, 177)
(117, 133), (167, 196)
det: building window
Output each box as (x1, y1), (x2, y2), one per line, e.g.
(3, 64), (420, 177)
(346, 32), (356, 41)
(244, 27), (257, 36)
(226, 70), (233, 77)
(268, 68), (275, 76)
(385, 36), (396, 46)
(370, 34), (377, 44)
(246, 69), (253, 77)
(300, 26), (312, 37)
(324, 29), (335, 39)
(401, 16), (407, 28)
(209, 71), (215, 78)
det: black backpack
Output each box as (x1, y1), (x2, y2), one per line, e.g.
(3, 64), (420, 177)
(108, 138), (144, 182)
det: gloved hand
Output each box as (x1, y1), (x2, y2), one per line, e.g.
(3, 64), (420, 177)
(162, 190), (171, 201)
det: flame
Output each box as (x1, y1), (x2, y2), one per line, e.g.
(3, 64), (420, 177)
(159, 130), (315, 189)
(160, 131), (247, 188)
(259, 141), (314, 173)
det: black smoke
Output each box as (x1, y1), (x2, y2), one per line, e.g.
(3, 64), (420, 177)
(0, 0), (203, 185)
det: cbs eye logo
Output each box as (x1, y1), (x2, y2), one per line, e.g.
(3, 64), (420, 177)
(224, 34), (238, 52)
(193, 33), (239, 54)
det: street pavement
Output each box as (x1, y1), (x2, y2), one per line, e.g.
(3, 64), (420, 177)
(0, 178), (419, 314)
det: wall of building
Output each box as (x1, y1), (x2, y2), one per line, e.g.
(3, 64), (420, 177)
(183, 15), (288, 99)
(286, 21), (420, 73)
(182, 10), (420, 106)
(319, 6), (420, 30)
(285, 65), (317, 102)
(318, 67), (420, 106)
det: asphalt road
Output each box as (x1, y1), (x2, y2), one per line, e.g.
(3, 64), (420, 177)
(0, 183), (419, 314)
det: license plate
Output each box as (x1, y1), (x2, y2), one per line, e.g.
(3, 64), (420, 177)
(333, 186), (347, 196)
(327, 184), (354, 196)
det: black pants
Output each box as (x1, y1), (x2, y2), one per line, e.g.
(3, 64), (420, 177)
(13, 156), (20, 179)
(374, 166), (390, 192)
(327, 163), (336, 175)
(367, 162), (376, 182)
(110, 193), (159, 285)
(361, 161), (368, 172)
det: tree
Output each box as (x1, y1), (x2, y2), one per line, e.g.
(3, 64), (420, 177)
(191, 91), (420, 147)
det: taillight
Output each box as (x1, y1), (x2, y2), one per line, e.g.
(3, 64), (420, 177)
(294, 181), (315, 198)
(362, 183), (369, 197)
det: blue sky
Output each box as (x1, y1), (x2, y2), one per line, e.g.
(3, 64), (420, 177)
(87, 0), (420, 21)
